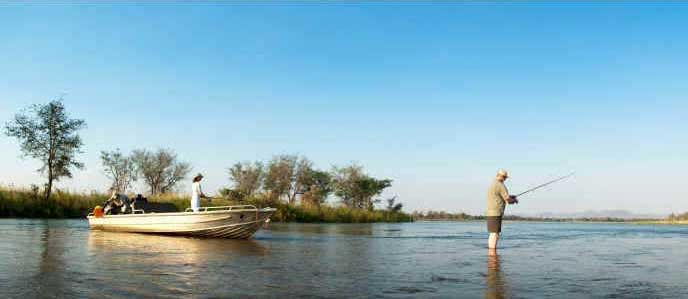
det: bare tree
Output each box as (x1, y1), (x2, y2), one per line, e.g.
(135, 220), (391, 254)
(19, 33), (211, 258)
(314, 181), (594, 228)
(228, 161), (263, 197)
(290, 157), (314, 204)
(131, 149), (191, 195)
(100, 149), (137, 193)
(4, 99), (86, 200)
(263, 155), (297, 202)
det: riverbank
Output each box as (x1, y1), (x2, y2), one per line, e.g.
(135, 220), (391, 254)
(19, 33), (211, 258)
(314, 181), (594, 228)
(631, 220), (688, 225)
(412, 211), (672, 223)
(0, 187), (411, 223)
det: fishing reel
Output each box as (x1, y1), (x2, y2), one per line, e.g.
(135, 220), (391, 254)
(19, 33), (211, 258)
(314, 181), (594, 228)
(507, 195), (519, 204)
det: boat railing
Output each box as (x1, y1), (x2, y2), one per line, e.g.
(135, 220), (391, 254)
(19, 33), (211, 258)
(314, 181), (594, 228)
(184, 204), (259, 213)
(88, 209), (145, 216)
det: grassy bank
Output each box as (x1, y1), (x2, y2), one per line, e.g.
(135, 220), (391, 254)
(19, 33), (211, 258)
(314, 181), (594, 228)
(0, 187), (106, 218)
(0, 187), (411, 223)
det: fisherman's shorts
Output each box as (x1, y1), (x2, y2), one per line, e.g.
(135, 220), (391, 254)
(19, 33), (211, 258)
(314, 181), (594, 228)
(487, 216), (502, 233)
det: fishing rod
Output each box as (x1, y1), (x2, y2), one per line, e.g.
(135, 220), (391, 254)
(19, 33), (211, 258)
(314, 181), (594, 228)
(515, 172), (575, 198)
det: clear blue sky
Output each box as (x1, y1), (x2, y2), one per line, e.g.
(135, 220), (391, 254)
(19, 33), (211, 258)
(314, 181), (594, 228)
(1, 2), (686, 215)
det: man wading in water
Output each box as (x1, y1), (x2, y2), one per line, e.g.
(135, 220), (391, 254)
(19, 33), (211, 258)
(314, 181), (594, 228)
(487, 170), (518, 250)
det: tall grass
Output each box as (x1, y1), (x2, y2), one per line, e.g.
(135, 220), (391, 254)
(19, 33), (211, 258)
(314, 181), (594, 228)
(0, 187), (412, 223)
(263, 201), (412, 223)
(0, 186), (106, 218)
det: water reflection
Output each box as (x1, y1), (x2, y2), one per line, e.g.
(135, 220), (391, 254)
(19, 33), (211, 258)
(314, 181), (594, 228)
(266, 223), (374, 236)
(86, 231), (268, 297)
(87, 231), (268, 260)
(3, 220), (82, 299)
(485, 250), (507, 299)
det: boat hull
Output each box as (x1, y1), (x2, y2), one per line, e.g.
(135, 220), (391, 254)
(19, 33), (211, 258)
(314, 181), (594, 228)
(87, 208), (275, 239)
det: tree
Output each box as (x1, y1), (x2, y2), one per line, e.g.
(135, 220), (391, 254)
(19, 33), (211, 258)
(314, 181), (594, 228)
(290, 157), (315, 204)
(228, 161), (263, 198)
(263, 155), (297, 202)
(4, 99), (86, 200)
(131, 149), (191, 194)
(300, 169), (332, 206)
(331, 164), (365, 208)
(100, 149), (136, 194)
(332, 164), (392, 210)
(386, 196), (403, 212)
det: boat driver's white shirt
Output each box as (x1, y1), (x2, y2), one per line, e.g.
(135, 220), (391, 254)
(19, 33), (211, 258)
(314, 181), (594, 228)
(192, 181), (202, 199)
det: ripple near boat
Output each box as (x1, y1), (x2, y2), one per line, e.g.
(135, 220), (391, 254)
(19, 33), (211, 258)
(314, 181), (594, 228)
(87, 205), (276, 239)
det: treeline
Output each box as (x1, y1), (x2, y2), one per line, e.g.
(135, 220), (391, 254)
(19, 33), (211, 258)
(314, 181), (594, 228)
(2, 99), (410, 222)
(100, 148), (191, 195)
(667, 212), (688, 221)
(220, 155), (402, 212)
(412, 211), (484, 221)
(3, 99), (195, 199)
(412, 210), (653, 222)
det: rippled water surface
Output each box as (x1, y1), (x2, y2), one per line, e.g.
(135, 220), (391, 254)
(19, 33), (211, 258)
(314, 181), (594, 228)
(1, 219), (687, 298)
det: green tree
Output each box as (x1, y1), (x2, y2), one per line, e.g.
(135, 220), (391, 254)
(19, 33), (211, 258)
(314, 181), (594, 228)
(301, 169), (332, 206)
(386, 196), (403, 212)
(332, 164), (392, 210)
(131, 148), (191, 194)
(100, 149), (137, 194)
(228, 161), (263, 198)
(4, 99), (86, 200)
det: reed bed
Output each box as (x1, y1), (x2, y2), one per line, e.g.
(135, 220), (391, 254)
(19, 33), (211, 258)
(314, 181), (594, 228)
(0, 187), (412, 223)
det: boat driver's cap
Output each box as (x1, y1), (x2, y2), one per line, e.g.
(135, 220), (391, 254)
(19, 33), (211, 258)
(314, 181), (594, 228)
(497, 169), (509, 178)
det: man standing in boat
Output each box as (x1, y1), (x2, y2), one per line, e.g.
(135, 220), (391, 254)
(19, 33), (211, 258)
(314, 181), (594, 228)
(191, 173), (211, 212)
(487, 169), (518, 250)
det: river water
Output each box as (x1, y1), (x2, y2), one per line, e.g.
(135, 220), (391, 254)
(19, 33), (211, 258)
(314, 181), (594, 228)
(1, 219), (686, 298)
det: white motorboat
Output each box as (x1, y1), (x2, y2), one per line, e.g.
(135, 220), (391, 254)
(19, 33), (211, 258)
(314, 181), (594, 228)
(87, 205), (275, 239)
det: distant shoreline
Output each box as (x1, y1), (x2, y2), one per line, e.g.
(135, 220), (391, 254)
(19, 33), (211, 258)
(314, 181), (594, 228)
(630, 220), (688, 225)
(411, 211), (686, 224)
(414, 218), (688, 225)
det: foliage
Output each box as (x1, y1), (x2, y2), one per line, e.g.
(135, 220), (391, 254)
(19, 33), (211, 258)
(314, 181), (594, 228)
(290, 157), (315, 203)
(332, 164), (392, 211)
(224, 156), (392, 210)
(4, 99), (86, 201)
(0, 186), (105, 218)
(228, 161), (263, 199)
(386, 196), (403, 212)
(242, 195), (412, 223)
(217, 187), (246, 202)
(411, 210), (484, 221)
(668, 212), (688, 221)
(0, 186), (412, 222)
(100, 149), (137, 193)
(131, 148), (191, 194)
(263, 155), (297, 202)
(300, 169), (332, 207)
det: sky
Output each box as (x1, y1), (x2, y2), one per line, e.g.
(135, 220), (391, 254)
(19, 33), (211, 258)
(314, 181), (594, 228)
(0, 2), (686, 215)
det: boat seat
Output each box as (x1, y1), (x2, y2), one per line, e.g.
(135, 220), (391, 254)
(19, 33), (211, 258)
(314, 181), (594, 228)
(132, 202), (179, 213)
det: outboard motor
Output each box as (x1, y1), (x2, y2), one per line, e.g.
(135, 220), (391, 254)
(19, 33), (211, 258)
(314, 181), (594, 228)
(131, 194), (148, 211)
